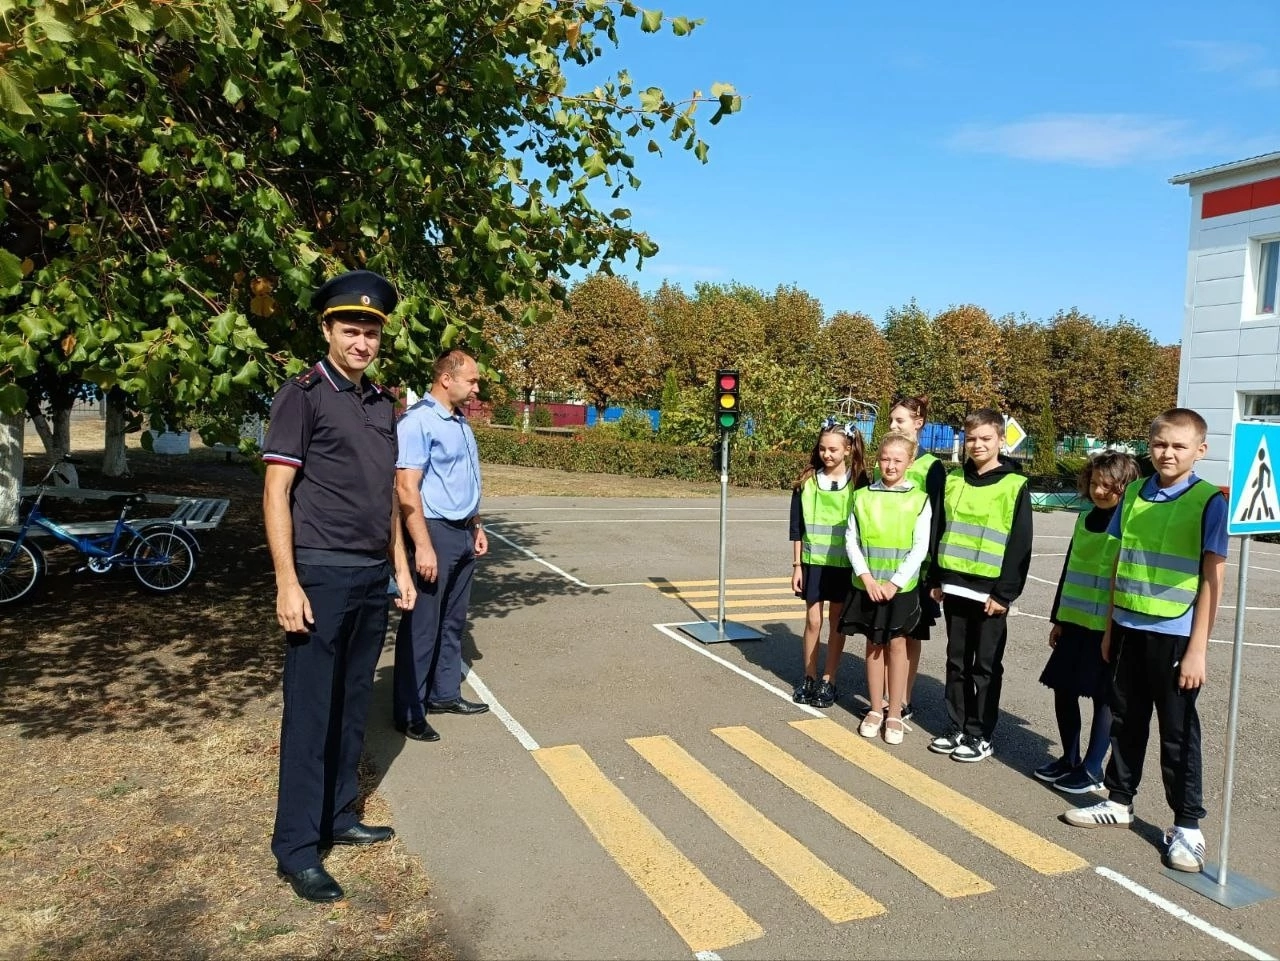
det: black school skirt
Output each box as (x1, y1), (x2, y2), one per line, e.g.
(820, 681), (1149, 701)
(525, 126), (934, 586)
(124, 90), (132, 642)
(1038, 622), (1110, 698)
(796, 563), (852, 603)
(839, 586), (921, 646)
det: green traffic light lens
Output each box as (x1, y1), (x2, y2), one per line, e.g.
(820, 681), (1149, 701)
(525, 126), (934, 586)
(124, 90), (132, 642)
(719, 412), (738, 429)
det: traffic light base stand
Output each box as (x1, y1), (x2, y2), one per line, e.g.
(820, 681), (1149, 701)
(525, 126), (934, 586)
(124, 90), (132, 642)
(679, 620), (764, 644)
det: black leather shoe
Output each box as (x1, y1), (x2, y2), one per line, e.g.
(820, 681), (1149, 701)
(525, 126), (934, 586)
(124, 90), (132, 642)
(280, 866), (344, 903)
(426, 697), (489, 715)
(394, 719), (441, 741)
(331, 823), (395, 846)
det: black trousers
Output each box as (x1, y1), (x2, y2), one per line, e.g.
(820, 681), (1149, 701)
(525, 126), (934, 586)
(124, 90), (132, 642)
(942, 594), (1009, 739)
(1104, 623), (1205, 827)
(392, 519), (476, 725)
(271, 562), (390, 874)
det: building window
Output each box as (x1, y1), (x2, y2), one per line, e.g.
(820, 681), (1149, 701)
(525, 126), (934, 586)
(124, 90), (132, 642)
(1259, 239), (1280, 315)
(1242, 392), (1280, 419)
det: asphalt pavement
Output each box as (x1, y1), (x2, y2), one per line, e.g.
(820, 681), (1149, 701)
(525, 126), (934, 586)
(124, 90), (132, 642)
(366, 496), (1280, 961)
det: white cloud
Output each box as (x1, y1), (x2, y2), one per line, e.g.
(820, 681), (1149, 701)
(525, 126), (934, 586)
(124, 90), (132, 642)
(1174, 40), (1280, 89)
(947, 113), (1213, 167)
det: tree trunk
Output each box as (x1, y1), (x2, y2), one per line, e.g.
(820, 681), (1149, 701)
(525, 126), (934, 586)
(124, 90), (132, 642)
(0, 409), (23, 528)
(103, 388), (130, 478)
(53, 406), (71, 457)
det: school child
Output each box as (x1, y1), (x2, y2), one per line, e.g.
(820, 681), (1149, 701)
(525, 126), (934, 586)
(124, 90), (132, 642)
(885, 394), (947, 720)
(791, 417), (868, 708)
(840, 431), (932, 745)
(1035, 451), (1140, 793)
(927, 408), (1033, 762)
(1064, 408), (1227, 874)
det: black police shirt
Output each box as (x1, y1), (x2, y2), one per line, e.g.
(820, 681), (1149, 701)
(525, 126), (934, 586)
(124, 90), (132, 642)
(262, 358), (398, 564)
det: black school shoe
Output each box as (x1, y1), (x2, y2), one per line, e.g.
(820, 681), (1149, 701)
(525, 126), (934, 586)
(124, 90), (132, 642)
(793, 677), (816, 704)
(812, 679), (837, 708)
(280, 866), (344, 903)
(1034, 757), (1076, 783)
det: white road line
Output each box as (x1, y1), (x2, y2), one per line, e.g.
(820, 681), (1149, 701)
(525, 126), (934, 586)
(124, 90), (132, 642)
(653, 623), (824, 719)
(463, 669), (540, 752)
(484, 527), (591, 587)
(1009, 610), (1280, 649)
(1096, 866), (1277, 961)
(491, 518), (784, 525)
(695, 952), (723, 961)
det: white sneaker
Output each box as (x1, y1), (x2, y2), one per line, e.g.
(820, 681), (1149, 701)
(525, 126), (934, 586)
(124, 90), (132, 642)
(928, 729), (964, 755)
(1164, 827), (1206, 873)
(951, 736), (993, 762)
(1063, 799), (1134, 828)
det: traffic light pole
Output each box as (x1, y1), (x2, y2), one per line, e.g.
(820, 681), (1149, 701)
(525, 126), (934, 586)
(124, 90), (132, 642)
(680, 431), (763, 645)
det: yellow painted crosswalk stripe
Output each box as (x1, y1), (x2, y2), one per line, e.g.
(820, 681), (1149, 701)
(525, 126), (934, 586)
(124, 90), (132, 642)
(793, 718), (1088, 875)
(649, 577), (792, 588)
(533, 744), (763, 953)
(689, 598), (811, 610)
(713, 726), (992, 898)
(659, 587), (799, 599)
(712, 610), (806, 623)
(629, 735), (885, 924)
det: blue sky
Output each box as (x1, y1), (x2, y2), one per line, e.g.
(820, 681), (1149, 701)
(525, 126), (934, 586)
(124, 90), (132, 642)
(586, 0), (1280, 346)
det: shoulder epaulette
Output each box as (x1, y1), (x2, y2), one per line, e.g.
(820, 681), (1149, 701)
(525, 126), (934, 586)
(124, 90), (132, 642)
(294, 366), (325, 390)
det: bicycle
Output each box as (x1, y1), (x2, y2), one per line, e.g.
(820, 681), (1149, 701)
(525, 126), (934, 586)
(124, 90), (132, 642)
(0, 460), (200, 604)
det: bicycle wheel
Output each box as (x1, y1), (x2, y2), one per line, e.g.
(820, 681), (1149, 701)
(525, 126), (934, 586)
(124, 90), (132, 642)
(131, 527), (197, 593)
(0, 537), (44, 604)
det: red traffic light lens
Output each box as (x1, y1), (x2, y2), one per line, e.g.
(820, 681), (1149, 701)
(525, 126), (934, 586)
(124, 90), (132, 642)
(718, 372), (738, 391)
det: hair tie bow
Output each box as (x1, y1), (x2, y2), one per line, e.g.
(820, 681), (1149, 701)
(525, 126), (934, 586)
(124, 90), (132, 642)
(820, 416), (858, 439)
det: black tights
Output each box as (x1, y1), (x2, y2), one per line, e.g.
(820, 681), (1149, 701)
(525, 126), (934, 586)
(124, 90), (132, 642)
(1055, 689), (1112, 775)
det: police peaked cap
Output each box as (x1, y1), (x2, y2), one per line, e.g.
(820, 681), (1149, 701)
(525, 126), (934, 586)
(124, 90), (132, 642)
(312, 270), (398, 324)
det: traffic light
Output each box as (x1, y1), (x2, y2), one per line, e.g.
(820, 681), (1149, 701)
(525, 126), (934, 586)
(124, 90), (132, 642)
(716, 369), (741, 431)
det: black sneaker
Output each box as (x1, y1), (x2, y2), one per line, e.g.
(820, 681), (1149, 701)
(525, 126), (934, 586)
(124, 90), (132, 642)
(793, 677), (816, 705)
(1034, 757), (1075, 784)
(928, 728), (965, 755)
(1054, 766), (1105, 795)
(901, 702), (914, 722)
(812, 679), (837, 708)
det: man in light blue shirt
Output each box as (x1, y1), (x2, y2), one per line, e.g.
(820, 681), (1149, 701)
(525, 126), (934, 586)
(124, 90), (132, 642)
(392, 349), (489, 741)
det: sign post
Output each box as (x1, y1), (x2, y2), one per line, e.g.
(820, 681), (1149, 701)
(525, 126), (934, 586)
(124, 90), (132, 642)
(1168, 421), (1277, 907)
(680, 372), (763, 645)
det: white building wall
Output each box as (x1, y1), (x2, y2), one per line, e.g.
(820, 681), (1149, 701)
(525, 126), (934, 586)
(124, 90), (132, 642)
(1178, 157), (1280, 487)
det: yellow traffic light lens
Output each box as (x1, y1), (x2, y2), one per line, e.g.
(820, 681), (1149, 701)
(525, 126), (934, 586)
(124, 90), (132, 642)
(719, 395), (737, 409)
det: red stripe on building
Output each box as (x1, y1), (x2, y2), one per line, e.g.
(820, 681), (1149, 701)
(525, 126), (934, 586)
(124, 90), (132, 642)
(1202, 176), (1280, 218)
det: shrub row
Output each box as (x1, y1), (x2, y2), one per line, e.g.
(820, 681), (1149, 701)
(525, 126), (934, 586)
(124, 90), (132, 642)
(476, 427), (1102, 494)
(474, 426), (809, 490)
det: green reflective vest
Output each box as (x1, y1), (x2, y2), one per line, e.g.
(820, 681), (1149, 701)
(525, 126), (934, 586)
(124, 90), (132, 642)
(1056, 512), (1120, 631)
(1113, 478), (1219, 618)
(904, 451), (939, 491)
(800, 475), (854, 567)
(937, 470), (1027, 579)
(850, 485), (929, 591)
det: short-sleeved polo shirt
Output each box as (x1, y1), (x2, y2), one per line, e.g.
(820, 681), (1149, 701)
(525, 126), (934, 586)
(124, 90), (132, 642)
(396, 394), (481, 521)
(263, 358), (398, 559)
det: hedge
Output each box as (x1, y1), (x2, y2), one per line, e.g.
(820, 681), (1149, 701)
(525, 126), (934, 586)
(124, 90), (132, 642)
(474, 426), (809, 490)
(476, 426), (1100, 495)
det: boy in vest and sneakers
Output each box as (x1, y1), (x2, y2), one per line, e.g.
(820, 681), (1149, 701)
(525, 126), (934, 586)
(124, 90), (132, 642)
(927, 408), (1033, 762)
(1064, 409), (1227, 875)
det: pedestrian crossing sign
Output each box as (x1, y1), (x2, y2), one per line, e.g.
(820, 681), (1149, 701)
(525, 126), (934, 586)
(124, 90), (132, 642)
(1229, 422), (1280, 535)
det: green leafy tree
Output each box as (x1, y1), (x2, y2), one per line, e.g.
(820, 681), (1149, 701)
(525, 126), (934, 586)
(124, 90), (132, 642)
(651, 281), (767, 387)
(816, 310), (894, 405)
(992, 314), (1051, 425)
(883, 300), (940, 410)
(931, 304), (1006, 425)
(1031, 388), (1057, 475)
(1099, 320), (1166, 443)
(762, 285), (823, 370)
(1045, 309), (1109, 444)
(870, 393), (892, 451)
(658, 367), (681, 440)
(562, 274), (661, 421)
(0, 0), (740, 501)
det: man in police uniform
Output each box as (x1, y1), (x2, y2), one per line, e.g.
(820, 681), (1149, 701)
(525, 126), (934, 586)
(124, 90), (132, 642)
(262, 269), (416, 904)
(392, 348), (489, 740)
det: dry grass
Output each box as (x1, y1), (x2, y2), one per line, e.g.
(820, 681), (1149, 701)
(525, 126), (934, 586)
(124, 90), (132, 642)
(4, 418), (748, 960)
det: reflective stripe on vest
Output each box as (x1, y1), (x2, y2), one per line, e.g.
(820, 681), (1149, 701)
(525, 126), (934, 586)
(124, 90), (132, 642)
(800, 475), (854, 567)
(850, 485), (929, 590)
(1056, 511), (1120, 631)
(937, 470), (1027, 579)
(1112, 478), (1219, 618)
